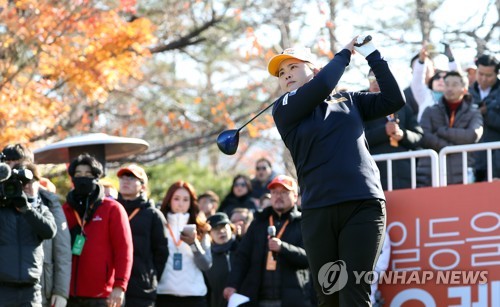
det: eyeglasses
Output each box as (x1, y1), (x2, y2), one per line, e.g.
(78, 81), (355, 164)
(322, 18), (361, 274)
(256, 166), (268, 171)
(233, 182), (247, 188)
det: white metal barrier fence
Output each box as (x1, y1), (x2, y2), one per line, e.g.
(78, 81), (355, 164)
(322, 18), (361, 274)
(372, 141), (500, 190)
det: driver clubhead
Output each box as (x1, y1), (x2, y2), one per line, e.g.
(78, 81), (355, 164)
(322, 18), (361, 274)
(216, 130), (240, 155)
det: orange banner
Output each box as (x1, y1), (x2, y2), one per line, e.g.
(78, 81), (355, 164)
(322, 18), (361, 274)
(379, 181), (500, 306)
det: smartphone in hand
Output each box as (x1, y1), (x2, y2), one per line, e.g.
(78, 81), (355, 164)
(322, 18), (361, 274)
(182, 224), (196, 236)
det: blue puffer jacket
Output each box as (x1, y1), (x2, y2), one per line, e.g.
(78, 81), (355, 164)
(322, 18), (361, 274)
(0, 200), (57, 285)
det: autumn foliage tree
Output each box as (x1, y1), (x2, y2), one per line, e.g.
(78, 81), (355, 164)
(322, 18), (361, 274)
(0, 0), (155, 145)
(0, 0), (496, 173)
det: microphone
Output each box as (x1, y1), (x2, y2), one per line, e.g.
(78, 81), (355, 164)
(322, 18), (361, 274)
(267, 225), (277, 260)
(0, 163), (12, 182)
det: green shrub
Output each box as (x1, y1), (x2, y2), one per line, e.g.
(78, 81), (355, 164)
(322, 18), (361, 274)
(46, 159), (234, 206)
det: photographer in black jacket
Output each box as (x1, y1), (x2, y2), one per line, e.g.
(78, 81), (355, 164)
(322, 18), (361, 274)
(0, 161), (57, 306)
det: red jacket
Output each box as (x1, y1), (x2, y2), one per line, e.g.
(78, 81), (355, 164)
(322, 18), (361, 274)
(63, 197), (133, 298)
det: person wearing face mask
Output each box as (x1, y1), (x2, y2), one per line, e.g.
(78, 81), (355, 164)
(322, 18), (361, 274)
(62, 153), (133, 307)
(0, 162), (57, 306)
(411, 43), (461, 122)
(156, 181), (212, 307)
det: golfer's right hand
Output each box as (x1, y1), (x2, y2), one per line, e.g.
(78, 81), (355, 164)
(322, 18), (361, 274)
(223, 287), (236, 300)
(343, 37), (357, 53)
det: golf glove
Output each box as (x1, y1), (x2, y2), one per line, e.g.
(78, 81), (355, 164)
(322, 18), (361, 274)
(354, 35), (376, 58)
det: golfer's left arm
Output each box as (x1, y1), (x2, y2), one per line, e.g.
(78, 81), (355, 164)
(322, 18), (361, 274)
(356, 52), (406, 120)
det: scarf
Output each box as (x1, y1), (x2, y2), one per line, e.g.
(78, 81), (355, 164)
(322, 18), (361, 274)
(212, 237), (236, 254)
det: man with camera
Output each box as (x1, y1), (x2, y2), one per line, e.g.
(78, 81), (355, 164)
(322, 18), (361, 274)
(2, 144), (72, 307)
(0, 160), (57, 306)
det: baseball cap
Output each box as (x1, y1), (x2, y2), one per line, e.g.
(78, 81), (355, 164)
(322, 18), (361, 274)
(207, 212), (231, 228)
(267, 175), (297, 192)
(267, 47), (315, 77)
(464, 61), (477, 71)
(117, 164), (148, 185)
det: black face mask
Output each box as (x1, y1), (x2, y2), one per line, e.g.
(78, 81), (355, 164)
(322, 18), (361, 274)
(72, 177), (97, 196)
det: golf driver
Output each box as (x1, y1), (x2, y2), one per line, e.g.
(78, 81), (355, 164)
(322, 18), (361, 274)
(217, 101), (276, 155)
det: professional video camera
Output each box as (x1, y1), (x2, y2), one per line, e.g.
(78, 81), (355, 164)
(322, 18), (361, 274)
(0, 153), (33, 208)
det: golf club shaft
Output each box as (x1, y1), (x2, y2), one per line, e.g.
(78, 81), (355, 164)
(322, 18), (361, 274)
(237, 101), (276, 131)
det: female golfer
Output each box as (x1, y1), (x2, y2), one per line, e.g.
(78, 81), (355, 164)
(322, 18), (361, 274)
(267, 36), (405, 306)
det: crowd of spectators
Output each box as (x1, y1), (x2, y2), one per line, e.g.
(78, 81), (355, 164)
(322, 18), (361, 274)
(0, 43), (497, 306)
